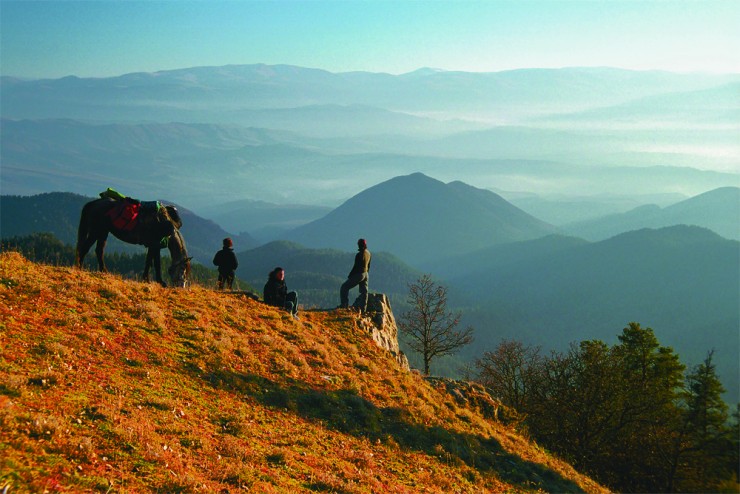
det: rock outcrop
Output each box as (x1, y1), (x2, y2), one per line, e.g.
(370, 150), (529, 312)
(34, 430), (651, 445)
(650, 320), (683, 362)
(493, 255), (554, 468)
(425, 377), (521, 426)
(357, 293), (410, 371)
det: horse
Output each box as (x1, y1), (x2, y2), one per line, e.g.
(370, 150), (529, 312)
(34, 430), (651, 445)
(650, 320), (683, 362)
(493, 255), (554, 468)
(76, 197), (192, 287)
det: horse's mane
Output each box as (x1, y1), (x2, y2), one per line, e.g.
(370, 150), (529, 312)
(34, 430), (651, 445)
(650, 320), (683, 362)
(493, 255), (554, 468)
(167, 228), (191, 278)
(162, 205), (183, 230)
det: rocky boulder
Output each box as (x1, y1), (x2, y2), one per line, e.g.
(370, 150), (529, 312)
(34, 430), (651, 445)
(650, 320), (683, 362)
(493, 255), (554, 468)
(357, 293), (410, 371)
(425, 377), (521, 426)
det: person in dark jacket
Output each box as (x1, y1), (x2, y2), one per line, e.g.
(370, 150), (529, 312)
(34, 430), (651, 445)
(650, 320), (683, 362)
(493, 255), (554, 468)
(213, 237), (238, 290)
(339, 238), (371, 312)
(263, 267), (299, 318)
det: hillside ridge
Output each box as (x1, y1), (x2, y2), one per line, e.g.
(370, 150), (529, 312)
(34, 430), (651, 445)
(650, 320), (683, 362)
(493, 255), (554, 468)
(0, 253), (606, 493)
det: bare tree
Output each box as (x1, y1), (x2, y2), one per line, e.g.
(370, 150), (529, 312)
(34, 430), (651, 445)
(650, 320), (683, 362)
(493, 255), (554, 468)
(399, 274), (474, 375)
(475, 339), (542, 410)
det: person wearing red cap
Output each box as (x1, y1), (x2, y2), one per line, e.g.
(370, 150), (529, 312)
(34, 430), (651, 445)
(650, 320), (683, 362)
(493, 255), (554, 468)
(213, 237), (238, 290)
(339, 238), (371, 312)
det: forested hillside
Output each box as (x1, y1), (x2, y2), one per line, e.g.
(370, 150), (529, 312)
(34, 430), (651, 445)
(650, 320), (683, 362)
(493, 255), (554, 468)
(473, 327), (739, 493)
(441, 226), (740, 403)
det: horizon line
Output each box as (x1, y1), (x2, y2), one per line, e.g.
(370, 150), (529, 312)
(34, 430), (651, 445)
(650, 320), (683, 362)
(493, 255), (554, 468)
(4, 63), (740, 81)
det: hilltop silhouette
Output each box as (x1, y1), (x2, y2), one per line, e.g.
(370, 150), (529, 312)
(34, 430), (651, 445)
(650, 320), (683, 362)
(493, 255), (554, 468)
(287, 173), (556, 265)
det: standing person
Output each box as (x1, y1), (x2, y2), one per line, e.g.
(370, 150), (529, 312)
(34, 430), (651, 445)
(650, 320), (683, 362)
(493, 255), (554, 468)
(213, 237), (238, 290)
(339, 238), (371, 312)
(263, 267), (299, 319)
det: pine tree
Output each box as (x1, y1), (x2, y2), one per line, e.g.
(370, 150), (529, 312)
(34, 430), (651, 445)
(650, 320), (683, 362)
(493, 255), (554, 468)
(611, 322), (685, 492)
(671, 351), (733, 492)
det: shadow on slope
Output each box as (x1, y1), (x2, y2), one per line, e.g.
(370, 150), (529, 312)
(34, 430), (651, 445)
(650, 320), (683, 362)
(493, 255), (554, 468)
(195, 368), (585, 493)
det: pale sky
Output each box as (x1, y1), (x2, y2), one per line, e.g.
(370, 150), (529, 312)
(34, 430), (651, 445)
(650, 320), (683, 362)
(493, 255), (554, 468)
(1, 0), (739, 79)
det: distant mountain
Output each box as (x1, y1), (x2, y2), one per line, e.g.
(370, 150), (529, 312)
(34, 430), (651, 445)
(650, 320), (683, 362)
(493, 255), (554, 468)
(234, 240), (421, 309)
(6, 116), (737, 213)
(3, 65), (736, 123)
(173, 205), (258, 263)
(0, 118), (322, 206)
(198, 198), (332, 242)
(0, 192), (88, 245)
(223, 104), (484, 138)
(445, 225), (739, 402)
(383, 123), (740, 170)
(0, 118), (290, 153)
(286, 173), (558, 266)
(1, 118), (412, 208)
(0, 192), (258, 264)
(542, 82), (740, 126)
(563, 187), (740, 240)
(506, 191), (688, 225)
(423, 234), (589, 279)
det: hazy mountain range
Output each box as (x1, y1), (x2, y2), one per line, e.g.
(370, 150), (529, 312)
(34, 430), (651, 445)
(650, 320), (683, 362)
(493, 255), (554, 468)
(452, 225), (739, 402)
(3, 65), (737, 123)
(2, 176), (738, 400)
(197, 198), (332, 241)
(4, 116), (736, 216)
(2, 65), (738, 213)
(563, 186), (740, 241)
(1, 63), (737, 399)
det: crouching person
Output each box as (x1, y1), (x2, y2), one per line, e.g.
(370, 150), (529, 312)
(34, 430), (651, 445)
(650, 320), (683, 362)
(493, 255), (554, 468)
(263, 267), (299, 319)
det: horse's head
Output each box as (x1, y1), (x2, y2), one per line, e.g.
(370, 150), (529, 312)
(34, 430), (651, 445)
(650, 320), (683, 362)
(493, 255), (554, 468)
(166, 228), (191, 288)
(168, 256), (192, 288)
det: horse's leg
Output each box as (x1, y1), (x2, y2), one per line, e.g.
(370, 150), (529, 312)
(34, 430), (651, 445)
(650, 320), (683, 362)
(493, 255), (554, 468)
(76, 235), (97, 268)
(94, 233), (109, 272)
(143, 248), (153, 282)
(152, 248), (166, 287)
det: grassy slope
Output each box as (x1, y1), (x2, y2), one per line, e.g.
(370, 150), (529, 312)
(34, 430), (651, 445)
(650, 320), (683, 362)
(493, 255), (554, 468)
(0, 253), (606, 493)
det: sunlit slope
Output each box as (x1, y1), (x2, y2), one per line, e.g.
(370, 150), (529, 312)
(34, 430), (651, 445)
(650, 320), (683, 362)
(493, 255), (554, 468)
(0, 252), (606, 493)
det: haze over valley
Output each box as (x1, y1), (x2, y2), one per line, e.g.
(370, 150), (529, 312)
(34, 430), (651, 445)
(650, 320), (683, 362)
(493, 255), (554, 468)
(2, 65), (738, 216)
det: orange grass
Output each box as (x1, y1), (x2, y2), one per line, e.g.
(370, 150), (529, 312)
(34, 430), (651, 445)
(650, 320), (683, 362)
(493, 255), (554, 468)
(0, 252), (608, 493)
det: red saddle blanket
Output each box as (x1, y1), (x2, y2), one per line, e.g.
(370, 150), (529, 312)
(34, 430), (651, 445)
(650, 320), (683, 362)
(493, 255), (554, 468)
(106, 199), (141, 231)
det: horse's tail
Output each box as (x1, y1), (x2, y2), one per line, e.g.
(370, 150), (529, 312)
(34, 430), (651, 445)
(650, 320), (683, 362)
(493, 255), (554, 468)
(76, 200), (94, 267)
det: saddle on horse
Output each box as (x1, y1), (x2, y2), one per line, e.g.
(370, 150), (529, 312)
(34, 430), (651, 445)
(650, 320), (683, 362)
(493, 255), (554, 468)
(100, 188), (162, 232)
